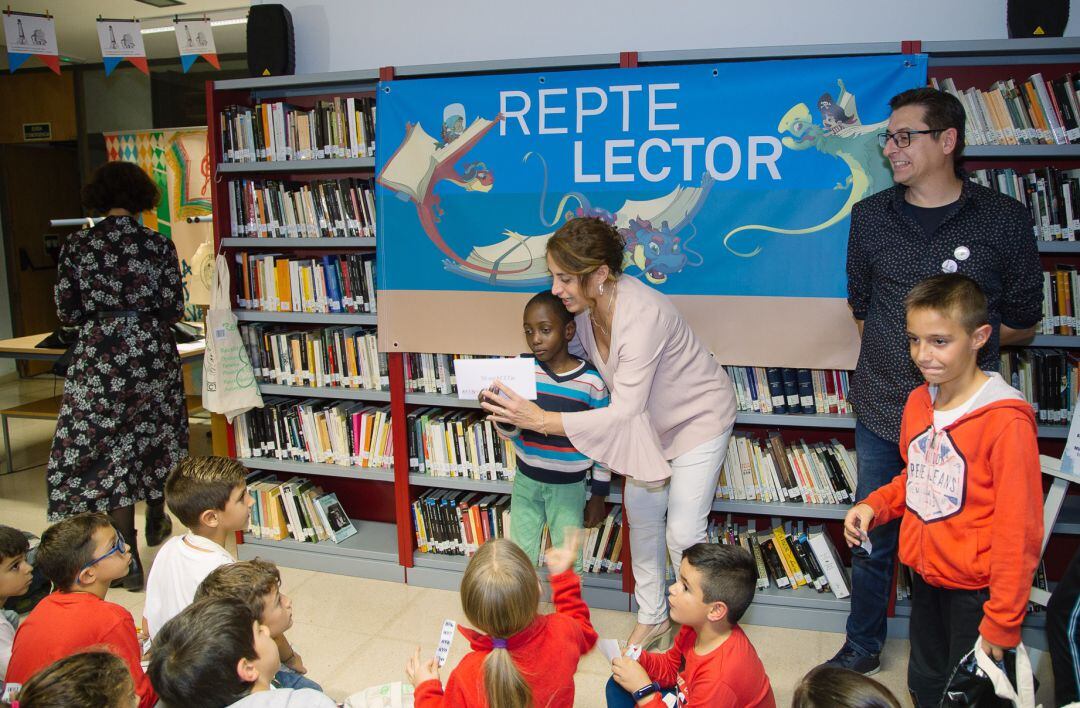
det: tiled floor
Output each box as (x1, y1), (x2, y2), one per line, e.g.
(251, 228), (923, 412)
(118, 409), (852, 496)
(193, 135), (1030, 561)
(0, 375), (1056, 706)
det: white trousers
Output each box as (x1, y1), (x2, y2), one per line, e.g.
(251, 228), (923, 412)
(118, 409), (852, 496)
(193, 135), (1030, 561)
(623, 428), (732, 624)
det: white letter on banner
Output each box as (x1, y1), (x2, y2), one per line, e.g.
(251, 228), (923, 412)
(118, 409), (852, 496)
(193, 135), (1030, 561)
(605, 140), (636, 182)
(574, 141), (600, 183)
(638, 138), (671, 182)
(609, 85), (642, 131)
(576, 87), (607, 133)
(748, 136), (783, 180)
(706, 136), (740, 181)
(671, 137), (704, 181)
(538, 88), (568, 135)
(648, 83), (680, 131)
(500, 91), (531, 136)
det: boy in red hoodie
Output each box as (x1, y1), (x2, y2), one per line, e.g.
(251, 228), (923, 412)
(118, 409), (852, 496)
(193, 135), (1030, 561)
(844, 273), (1043, 707)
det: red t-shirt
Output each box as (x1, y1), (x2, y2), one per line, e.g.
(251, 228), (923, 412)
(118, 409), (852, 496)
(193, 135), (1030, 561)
(6, 592), (155, 708)
(414, 569), (597, 707)
(638, 625), (775, 708)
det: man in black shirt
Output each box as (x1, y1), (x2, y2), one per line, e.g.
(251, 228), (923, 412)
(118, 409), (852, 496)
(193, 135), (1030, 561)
(825, 88), (1042, 683)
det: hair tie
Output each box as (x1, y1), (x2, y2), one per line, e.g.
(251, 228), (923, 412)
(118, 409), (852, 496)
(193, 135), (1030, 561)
(491, 637), (508, 649)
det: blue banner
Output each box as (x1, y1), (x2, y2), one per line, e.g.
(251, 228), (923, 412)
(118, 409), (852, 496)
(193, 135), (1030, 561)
(375, 54), (926, 364)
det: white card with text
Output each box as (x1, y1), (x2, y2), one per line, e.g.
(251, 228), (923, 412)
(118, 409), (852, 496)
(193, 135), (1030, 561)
(453, 357), (536, 401)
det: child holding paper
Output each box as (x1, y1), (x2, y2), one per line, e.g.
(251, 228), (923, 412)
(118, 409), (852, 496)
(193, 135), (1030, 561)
(492, 290), (611, 571)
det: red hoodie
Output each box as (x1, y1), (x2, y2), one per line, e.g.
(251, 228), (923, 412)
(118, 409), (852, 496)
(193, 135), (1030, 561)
(414, 569), (597, 708)
(863, 373), (1043, 647)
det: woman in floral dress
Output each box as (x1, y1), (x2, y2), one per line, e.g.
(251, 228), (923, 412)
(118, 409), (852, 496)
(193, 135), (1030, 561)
(46, 161), (188, 590)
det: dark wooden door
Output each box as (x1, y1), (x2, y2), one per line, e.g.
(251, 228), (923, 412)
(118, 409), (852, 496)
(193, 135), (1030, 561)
(0, 143), (82, 376)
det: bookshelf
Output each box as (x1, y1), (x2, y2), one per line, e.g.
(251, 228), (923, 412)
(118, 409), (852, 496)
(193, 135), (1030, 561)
(211, 36), (1080, 639)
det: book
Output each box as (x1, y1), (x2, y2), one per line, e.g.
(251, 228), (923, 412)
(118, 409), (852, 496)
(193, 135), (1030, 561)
(316, 493), (358, 543)
(724, 366), (851, 416)
(807, 525), (850, 599)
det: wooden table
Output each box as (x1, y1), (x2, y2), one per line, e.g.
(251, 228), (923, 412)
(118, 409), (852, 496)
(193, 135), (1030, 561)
(0, 333), (205, 472)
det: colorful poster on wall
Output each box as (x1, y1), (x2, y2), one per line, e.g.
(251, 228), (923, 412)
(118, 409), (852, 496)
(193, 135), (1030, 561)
(375, 54), (926, 368)
(104, 127), (213, 321)
(2, 10), (59, 74)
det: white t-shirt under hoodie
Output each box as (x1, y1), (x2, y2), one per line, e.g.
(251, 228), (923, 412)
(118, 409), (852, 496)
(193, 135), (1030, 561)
(143, 534), (233, 638)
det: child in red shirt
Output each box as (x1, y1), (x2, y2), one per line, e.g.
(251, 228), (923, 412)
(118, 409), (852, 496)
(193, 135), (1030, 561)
(844, 274), (1043, 707)
(609, 543), (775, 707)
(4, 513), (155, 708)
(406, 537), (597, 707)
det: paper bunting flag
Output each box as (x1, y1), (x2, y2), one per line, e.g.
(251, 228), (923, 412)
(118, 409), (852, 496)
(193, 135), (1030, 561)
(2, 11), (60, 74)
(97, 19), (148, 75)
(175, 19), (219, 71)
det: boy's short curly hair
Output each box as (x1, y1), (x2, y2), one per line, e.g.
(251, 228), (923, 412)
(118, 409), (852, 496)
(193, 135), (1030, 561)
(81, 161), (161, 215)
(35, 512), (113, 591)
(195, 558), (281, 622)
(14, 650), (136, 708)
(0, 524), (29, 561)
(165, 455), (248, 529)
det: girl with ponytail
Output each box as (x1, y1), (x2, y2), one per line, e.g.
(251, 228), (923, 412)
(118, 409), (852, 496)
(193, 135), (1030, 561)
(408, 537), (597, 707)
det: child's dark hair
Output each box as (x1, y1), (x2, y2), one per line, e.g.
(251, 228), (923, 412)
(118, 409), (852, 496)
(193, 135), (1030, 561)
(525, 290), (573, 327)
(682, 543), (756, 623)
(82, 160), (161, 215)
(164, 455), (248, 529)
(904, 273), (988, 334)
(34, 512), (113, 591)
(889, 87), (966, 176)
(148, 597), (259, 707)
(793, 665), (901, 708)
(0, 524), (29, 561)
(12, 650), (135, 708)
(195, 558), (281, 623)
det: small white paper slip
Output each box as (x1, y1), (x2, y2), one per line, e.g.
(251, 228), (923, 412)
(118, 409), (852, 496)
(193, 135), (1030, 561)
(598, 638), (621, 662)
(435, 619), (456, 667)
(625, 644), (643, 661)
(859, 530), (874, 556)
(453, 357), (537, 401)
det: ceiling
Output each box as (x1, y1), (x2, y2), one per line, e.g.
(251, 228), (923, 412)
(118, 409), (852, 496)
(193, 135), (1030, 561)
(1, 0), (250, 64)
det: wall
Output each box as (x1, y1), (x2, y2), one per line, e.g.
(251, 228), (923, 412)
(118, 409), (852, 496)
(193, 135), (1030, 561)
(0, 201), (13, 378)
(82, 65), (153, 135)
(261, 0), (1079, 74)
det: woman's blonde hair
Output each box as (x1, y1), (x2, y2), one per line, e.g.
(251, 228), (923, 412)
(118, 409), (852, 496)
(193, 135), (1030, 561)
(546, 217), (625, 310)
(459, 539), (540, 708)
(13, 650), (135, 708)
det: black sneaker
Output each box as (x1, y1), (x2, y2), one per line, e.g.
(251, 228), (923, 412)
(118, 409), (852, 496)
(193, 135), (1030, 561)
(824, 642), (881, 676)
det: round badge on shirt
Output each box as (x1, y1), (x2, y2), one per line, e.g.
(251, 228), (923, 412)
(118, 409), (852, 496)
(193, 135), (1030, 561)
(954, 246), (970, 261)
(941, 259), (958, 273)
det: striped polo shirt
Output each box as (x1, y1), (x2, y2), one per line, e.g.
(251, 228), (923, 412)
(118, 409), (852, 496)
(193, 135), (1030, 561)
(506, 357), (610, 492)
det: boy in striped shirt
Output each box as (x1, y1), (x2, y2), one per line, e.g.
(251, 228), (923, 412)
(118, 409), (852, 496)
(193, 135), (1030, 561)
(496, 291), (610, 571)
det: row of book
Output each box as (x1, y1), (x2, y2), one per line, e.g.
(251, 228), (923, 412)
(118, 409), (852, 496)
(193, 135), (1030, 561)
(234, 252), (377, 314)
(220, 97), (376, 163)
(407, 408), (518, 481)
(404, 352), (493, 395)
(240, 324), (388, 392)
(245, 472), (358, 544)
(933, 72), (1080, 146)
(969, 167), (1078, 242)
(226, 178), (377, 239)
(1000, 349), (1079, 425)
(706, 516), (850, 599)
(718, 433), (856, 505)
(723, 366), (853, 416)
(1042, 266), (1080, 335)
(233, 397), (393, 468)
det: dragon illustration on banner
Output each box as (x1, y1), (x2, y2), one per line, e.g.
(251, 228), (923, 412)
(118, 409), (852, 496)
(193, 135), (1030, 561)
(377, 109), (713, 287)
(721, 80), (893, 258)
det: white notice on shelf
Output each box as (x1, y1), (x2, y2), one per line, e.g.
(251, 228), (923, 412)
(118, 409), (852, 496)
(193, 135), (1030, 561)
(453, 357), (537, 401)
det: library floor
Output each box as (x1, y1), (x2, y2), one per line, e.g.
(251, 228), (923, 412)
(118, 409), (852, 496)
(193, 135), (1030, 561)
(0, 374), (1052, 706)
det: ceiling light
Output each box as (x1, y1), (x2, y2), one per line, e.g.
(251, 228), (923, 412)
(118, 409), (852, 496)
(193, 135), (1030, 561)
(140, 17), (247, 34)
(135, 0), (186, 7)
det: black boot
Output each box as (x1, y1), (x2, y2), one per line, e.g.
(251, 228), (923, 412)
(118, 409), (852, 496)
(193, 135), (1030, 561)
(145, 501), (173, 547)
(111, 530), (145, 592)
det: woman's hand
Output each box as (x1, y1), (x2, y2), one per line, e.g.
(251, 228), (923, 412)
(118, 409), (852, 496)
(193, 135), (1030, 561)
(406, 646), (440, 687)
(480, 381), (545, 432)
(584, 496), (608, 528)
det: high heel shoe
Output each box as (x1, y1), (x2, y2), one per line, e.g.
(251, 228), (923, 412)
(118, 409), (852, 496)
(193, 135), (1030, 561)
(628, 619), (674, 652)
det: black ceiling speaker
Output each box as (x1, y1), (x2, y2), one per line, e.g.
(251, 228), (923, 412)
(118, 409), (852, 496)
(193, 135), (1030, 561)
(1007, 0), (1069, 38)
(247, 4), (295, 77)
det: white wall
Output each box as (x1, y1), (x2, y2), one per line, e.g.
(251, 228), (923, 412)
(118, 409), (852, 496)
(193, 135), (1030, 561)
(260, 0), (1079, 74)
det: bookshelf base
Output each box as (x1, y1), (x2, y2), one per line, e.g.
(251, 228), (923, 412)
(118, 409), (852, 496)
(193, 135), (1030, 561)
(409, 552), (632, 612)
(238, 520), (405, 583)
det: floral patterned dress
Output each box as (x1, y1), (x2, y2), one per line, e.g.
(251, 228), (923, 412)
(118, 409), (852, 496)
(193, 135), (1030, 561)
(46, 215), (189, 520)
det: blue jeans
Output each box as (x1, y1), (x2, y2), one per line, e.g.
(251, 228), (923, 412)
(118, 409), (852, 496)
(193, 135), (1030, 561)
(274, 666), (323, 691)
(606, 677), (677, 707)
(845, 421), (905, 656)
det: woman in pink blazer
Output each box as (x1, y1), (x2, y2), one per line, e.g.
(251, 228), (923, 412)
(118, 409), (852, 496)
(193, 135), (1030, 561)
(482, 217), (737, 647)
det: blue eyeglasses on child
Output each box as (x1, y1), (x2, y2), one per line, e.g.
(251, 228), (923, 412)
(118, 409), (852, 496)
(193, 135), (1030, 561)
(80, 528), (128, 571)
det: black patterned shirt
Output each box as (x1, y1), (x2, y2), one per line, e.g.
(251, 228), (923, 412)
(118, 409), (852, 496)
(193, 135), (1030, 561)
(847, 180), (1042, 443)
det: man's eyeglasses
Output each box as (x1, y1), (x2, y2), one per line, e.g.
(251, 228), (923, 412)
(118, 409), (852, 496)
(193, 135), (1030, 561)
(877, 129), (945, 149)
(80, 528), (128, 571)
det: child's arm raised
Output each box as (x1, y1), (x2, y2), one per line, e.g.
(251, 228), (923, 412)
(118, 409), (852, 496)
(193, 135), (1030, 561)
(545, 534), (598, 653)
